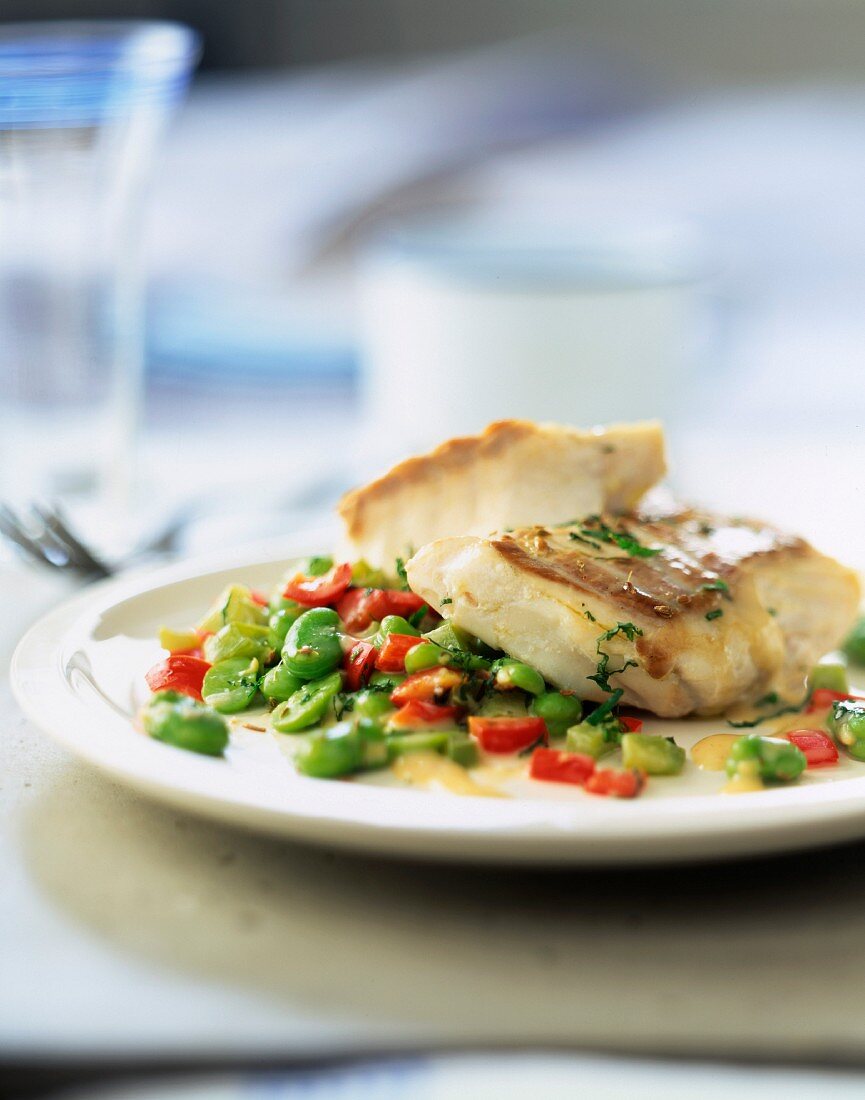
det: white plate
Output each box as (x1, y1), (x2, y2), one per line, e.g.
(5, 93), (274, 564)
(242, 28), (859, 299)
(12, 535), (865, 865)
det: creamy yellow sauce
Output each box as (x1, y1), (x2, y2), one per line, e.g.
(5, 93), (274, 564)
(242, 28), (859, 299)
(722, 759), (765, 795)
(691, 734), (740, 771)
(391, 751), (503, 797)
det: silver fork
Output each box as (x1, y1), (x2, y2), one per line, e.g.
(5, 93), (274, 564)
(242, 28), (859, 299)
(0, 501), (186, 579)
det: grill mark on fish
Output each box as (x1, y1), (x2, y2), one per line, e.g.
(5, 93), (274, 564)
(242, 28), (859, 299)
(491, 508), (812, 623)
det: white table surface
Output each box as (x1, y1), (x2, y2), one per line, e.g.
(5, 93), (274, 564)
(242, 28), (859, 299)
(4, 431), (865, 1074)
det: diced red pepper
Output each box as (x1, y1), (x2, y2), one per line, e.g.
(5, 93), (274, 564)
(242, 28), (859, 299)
(376, 633), (422, 672)
(619, 716), (643, 733)
(467, 716), (548, 754)
(145, 654), (212, 702)
(584, 768), (646, 799)
(530, 748), (596, 786)
(250, 589), (269, 607)
(343, 640), (378, 692)
(391, 667), (465, 706)
(283, 562), (352, 608)
(388, 699), (460, 729)
(784, 729), (839, 767)
(806, 689), (865, 714)
(335, 587), (426, 632)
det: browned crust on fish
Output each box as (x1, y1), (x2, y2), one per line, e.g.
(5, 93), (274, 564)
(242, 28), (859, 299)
(490, 507), (812, 624)
(338, 419), (664, 543)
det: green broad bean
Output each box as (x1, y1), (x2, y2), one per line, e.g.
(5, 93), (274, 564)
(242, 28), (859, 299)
(843, 616), (865, 665)
(268, 604), (305, 646)
(353, 689), (395, 723)
(447, 735), (479, 768)
(424, 621), (475, 652)
(493, 659), (545, 696)
(202, 657), (260, 714)
(282, 607), (344, 680)
(725, 734), (806, 784)
(387, 731), (450, 758)
(530, 691), (583, 737)
(260, 661), (305, 703)
(142, 691), (229, 756)
(404, 641), (450, 674)
(295, 723), (361, 778)
(621, 733), (685, 776)
(369, 671), (406, 692)
(204, 622), (271, 664)
(378, 614), (421, 639)
(271, 671), (343, 733)
(477, 692), (528, 719)
(565, 723), (613, 759)
(828, 700), (865, 761)
(356, 718), (389, 768)
(351, 559), (389, 588)
(808, 663), (849, 695)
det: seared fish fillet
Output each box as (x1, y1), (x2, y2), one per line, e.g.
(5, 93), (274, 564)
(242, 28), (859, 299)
(406, 505), (861, 718)
(338, 419), (665, 568)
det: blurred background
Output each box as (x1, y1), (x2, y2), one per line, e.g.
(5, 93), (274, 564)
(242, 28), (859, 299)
(5, 5), (865, 1099)
(2, 0), (864, 567)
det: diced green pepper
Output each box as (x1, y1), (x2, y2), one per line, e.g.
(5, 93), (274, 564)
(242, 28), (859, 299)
(493, 659), (545, 696)
(565, 723), (613, 759)
(621, 733), (685, 775)
(197, 584), (267, 634)
(828, 699), (865, 761)
(201, 656), (260, 714)
(282, 607), (344, 680)
(530, 691), (583, 736)
(204, 621), (271, 664)
(271, 670), (343, 733)
(725, 734), (806, 783)
(808, 663), (849, 695)
(295, 723), (361, 777)
(142, 691), (229, 757)
(260, 661), (305, 703)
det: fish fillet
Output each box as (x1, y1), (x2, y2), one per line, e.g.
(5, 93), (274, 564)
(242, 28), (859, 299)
(337, 419), (665, 568)
(406, 504), (861, 718)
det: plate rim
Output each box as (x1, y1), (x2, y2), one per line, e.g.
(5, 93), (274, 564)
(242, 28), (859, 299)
(12, 535), (865, 866)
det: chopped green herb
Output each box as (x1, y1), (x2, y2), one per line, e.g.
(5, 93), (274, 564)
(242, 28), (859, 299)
(767, 607), (778, 617)
(586, 689), (624, 726)
(697, 522), (715, 536)
(584, 607), (597, 623)
(574, 516), (662, 558)
(698, 580), (730, 597)
(440, 597), (453, 606)
(394, 557), (409, 590)
(756, 692), (779, 707)
(727, 703), (802, 729)
(705, 609), (723, 621)
(587, 622), (642, 693)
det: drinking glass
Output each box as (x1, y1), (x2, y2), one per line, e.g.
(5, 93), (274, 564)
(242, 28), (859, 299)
(0, 21), (199, 508)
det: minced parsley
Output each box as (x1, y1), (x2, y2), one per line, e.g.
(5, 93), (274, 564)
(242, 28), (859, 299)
(588, 622), (643, 693)
(705, 609), (723, 621)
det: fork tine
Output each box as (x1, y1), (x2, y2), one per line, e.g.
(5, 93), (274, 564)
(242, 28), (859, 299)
(0, 503), (62, 570)
(31, 503), (113, 578)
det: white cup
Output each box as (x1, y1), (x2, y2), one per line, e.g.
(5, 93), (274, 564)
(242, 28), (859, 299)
(357, 215), (704, 467)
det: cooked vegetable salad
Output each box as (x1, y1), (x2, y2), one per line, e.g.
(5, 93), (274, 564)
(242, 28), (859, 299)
(140, 557), (865, 799)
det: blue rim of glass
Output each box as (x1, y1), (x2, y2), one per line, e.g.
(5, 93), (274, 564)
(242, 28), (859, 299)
(0, 20), (201, 128)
